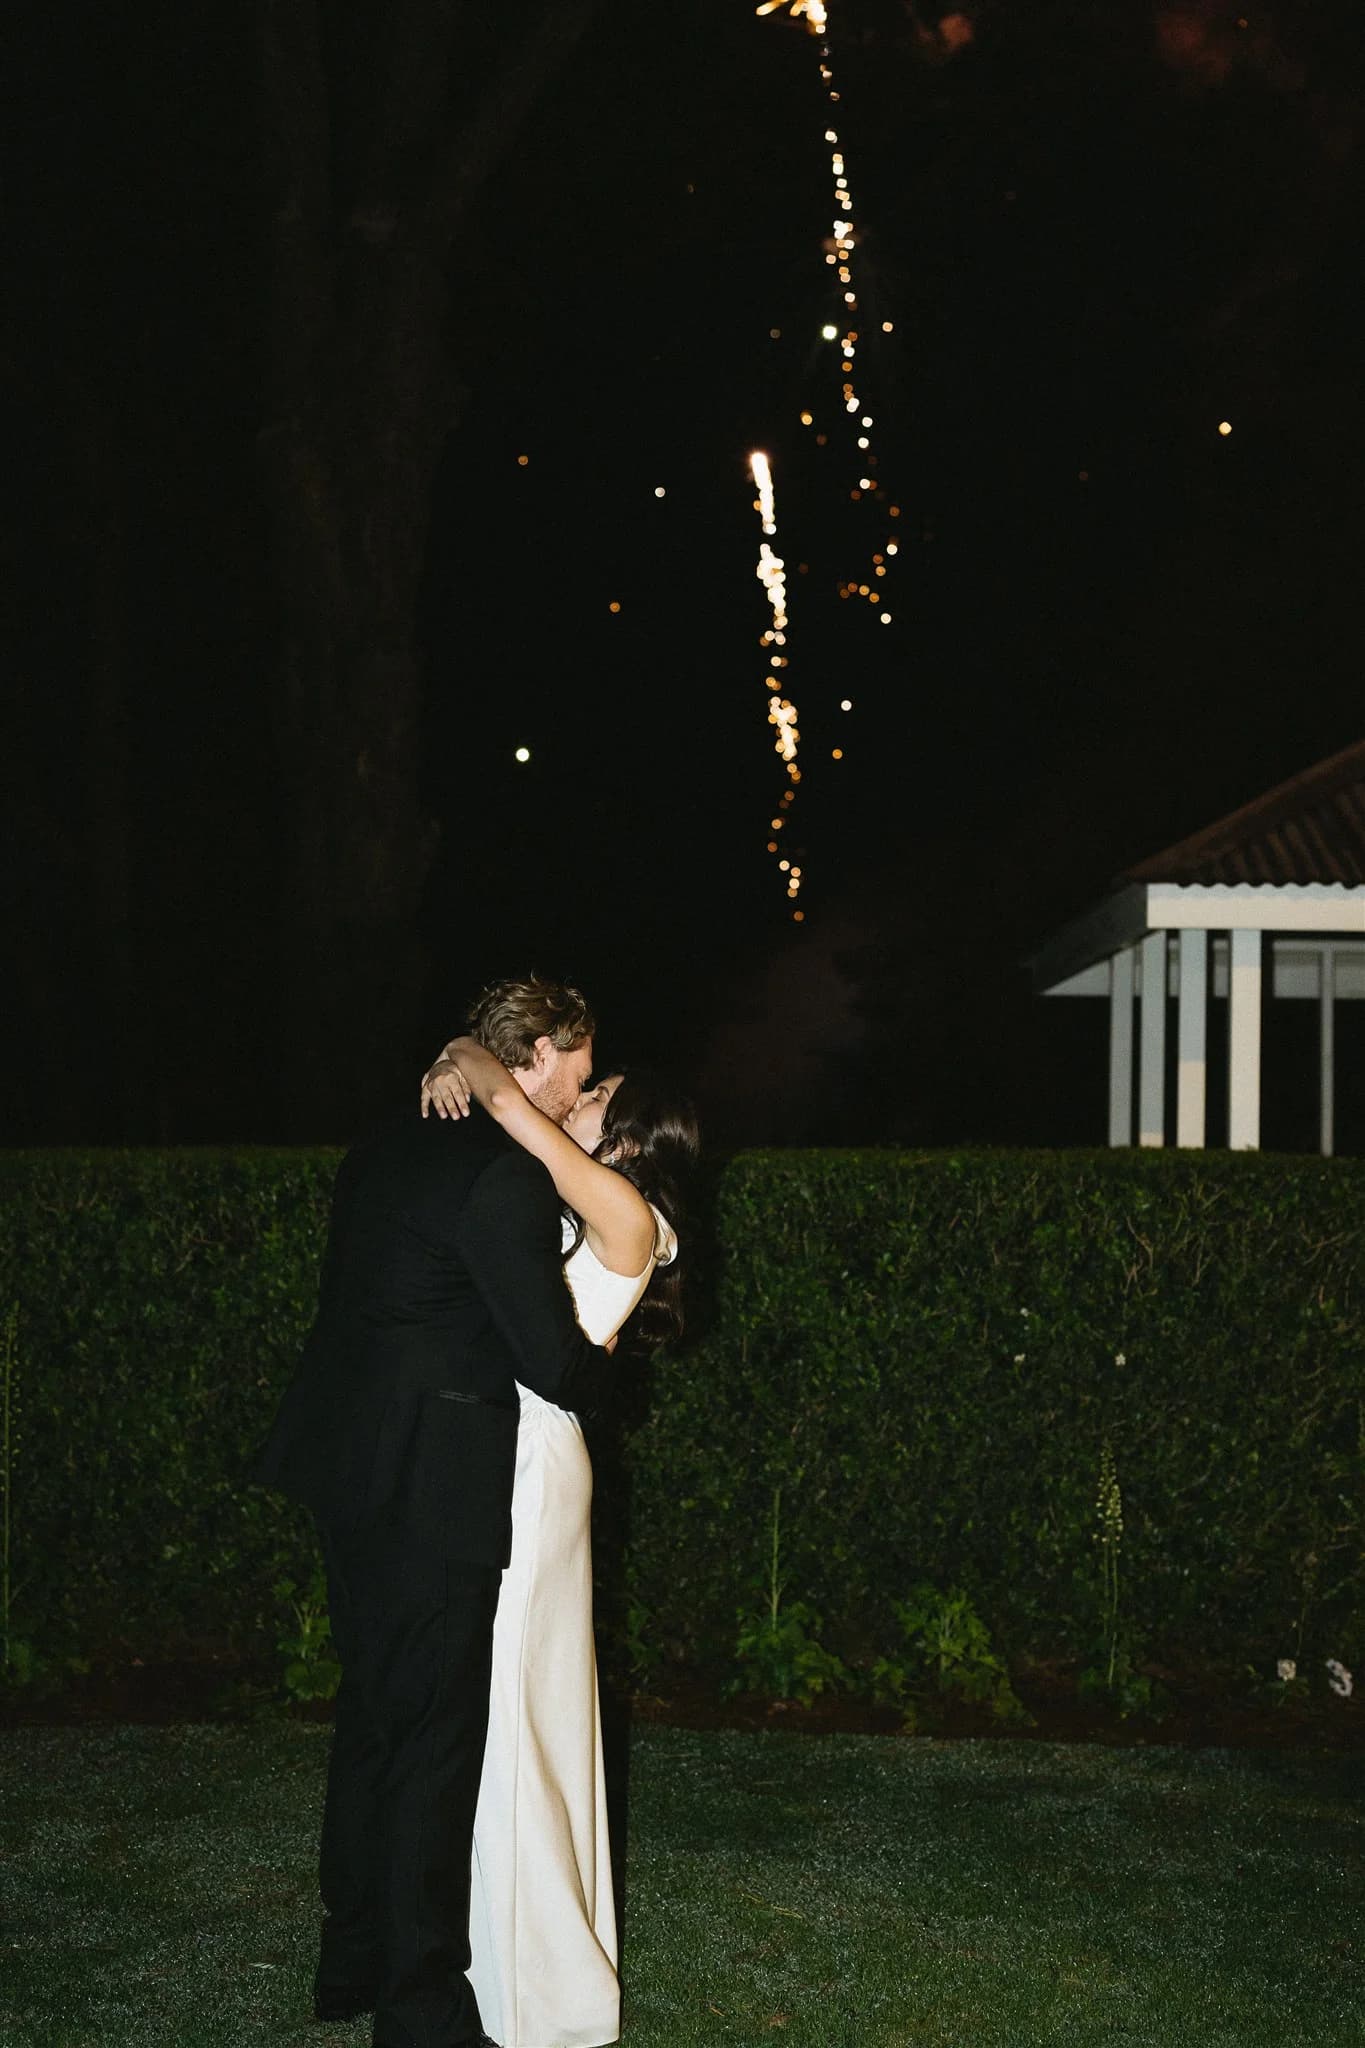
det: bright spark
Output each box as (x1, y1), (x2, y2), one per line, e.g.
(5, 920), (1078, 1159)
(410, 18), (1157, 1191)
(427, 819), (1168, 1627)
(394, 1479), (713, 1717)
(755, 0), (827, 27)
(750, 449), (777, 536)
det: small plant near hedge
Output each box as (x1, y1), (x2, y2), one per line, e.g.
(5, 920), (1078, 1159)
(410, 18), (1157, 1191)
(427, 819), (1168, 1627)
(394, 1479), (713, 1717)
(731, 1487), (847, 1705)
(1256, 1650), (1356, 1712)
(870, 1583), (1030, 1729)
(274, 1562), (341, 1704)
(1074, 1437), (1158, 1718)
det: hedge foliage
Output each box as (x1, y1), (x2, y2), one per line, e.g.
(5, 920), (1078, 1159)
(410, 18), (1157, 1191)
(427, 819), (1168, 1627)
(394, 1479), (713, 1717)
(0, 1150), (332, 1660)
(629, 1149), (1365, 1686)
(2, 1146), (1362, 1692)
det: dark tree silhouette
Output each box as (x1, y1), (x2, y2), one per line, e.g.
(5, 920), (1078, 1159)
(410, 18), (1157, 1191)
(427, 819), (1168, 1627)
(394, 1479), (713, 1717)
(256, 0), (604, 1134)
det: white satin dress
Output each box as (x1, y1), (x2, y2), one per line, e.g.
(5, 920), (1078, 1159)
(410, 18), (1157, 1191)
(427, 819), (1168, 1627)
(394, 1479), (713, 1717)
(468, 1205), (677, 2048)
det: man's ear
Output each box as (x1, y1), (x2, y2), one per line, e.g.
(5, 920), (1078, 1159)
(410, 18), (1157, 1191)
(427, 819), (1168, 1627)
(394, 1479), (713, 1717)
(530, 1034), (556, 1071)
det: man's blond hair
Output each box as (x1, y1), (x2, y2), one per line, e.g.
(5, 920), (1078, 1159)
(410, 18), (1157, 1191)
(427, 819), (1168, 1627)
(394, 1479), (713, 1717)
(468, 975), (595, 1070)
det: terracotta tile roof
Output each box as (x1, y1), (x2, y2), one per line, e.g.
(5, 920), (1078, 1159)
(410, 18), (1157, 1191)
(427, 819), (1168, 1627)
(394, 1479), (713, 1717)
(1119, 738), (1365, 887)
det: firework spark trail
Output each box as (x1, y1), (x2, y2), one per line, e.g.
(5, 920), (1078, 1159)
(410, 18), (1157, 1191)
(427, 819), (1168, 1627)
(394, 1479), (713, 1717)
(749, 451), (804, 916)
(746, 1), (901, 919)
(762, 0), (901, 632)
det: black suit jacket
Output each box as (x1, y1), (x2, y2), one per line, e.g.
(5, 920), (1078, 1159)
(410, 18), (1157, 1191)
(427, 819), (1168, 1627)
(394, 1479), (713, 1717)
(254, 1104), (613, 1567)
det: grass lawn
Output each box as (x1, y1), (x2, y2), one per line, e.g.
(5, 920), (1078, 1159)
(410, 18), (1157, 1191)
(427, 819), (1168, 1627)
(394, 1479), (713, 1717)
(2, 1721), (1363, 2046)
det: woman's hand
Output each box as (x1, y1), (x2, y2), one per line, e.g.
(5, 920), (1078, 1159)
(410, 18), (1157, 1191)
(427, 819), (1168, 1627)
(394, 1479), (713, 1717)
(420, 1058), (473, 1120)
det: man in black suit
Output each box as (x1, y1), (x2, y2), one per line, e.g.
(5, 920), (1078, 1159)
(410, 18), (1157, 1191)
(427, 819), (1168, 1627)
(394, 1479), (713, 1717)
(256, 977), (611, 2048)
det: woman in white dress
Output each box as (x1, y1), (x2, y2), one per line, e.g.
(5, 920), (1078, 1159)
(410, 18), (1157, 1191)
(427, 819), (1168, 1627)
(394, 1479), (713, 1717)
(421, 1038), (697, 2048)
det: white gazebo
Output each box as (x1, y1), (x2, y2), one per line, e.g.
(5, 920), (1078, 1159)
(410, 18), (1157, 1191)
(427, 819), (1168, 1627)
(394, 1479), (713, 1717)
(1029, 740), (1365, 1154)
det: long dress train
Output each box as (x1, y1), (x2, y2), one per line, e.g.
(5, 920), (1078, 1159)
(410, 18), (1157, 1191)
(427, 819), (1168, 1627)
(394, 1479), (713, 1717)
(468, 1207), (676, 2048)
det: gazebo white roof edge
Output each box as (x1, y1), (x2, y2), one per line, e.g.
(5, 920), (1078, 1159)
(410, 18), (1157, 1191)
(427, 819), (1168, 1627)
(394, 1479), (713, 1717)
(1032, 882), (1365, 1153)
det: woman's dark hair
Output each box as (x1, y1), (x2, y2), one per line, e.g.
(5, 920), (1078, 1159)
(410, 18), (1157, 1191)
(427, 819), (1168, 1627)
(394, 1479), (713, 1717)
(583, 1069), (699, 1349)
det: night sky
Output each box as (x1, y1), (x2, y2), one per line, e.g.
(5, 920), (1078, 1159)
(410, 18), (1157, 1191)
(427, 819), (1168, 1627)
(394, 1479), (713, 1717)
(6, 0), (1364, 1149)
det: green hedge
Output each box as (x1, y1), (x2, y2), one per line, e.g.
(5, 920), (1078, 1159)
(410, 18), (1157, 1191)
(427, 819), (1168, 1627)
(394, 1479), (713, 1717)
(627, 1149), (1365, 1689)
(2, 1147), (1362, 1693)
(0, 1150), (333, 1661)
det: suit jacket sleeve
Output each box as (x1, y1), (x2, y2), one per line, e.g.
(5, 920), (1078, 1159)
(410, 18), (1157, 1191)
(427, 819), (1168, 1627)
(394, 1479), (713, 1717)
(454, 1148), (617, 1418)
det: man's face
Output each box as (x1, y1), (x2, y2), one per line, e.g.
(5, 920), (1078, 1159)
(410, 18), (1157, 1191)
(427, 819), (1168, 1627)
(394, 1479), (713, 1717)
(515, 1036), (594, 1126)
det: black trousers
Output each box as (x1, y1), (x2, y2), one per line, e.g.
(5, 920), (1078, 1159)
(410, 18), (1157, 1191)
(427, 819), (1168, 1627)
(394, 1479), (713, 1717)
(318, 1518), (502, 2048)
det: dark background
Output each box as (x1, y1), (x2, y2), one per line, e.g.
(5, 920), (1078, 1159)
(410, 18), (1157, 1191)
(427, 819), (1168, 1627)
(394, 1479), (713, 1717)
(5, 0), (1363, 1149)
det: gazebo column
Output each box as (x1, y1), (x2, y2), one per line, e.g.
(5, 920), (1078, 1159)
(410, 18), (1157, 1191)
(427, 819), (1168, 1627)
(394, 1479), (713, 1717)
(1108, 946), (1134, 1146)
(1138, 930), (1167, 1147)
(1228, 928), (1262, 1150)
(1320, 944), (1336, 1159)
(1176, 928), (1207, 1148)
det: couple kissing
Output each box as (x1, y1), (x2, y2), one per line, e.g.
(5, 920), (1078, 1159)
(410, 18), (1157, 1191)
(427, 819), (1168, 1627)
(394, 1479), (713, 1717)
(257, 974), (698, 2048)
